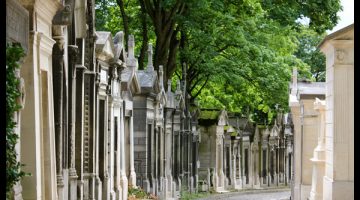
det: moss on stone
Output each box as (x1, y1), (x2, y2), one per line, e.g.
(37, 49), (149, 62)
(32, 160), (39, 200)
(199, 110), (219, 120)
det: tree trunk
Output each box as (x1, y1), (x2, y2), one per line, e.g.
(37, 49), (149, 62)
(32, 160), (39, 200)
(138, 0), (149, 70)
(142, 0), (186, 87)
(116, 0), (129, 50)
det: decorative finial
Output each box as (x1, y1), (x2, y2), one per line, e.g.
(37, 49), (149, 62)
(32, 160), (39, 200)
(176, 80), (181, 93)
(147, 43), (154, 71)
(114, 31), (124, 45)
(159, 65), (164, 89)
(128, 35), (135, 59)
(167, 79), (172, 92)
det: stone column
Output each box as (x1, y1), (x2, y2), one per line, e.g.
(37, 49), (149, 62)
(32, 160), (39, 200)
(289, 67), (301, 200)
(254, 146), (260, 188)
(165, 126), (173, 197)
(283, 140), (286, 184)
(108, 100), (115, 200)
(94, 89), (102, 200)
(129, 115), (137, 187)
(68, 45), (79, 200)
(309, 99), (326, 200)
(260, 146), (264, 186)
(285, 151), (288, 185)
(215, 132), (223, 191)
(238, 145), (242, 188)
(115, 110), (121, 198)
(276, 143), (280, 186)
(232, 144), (236, 188)
(52, 35), (65, 199)
(120, 105), (128, 200)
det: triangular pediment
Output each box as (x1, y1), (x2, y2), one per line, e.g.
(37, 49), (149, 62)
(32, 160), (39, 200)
(121, 67), (141, 95)
(157, 87), (167, 106)
(95, 31), (115, 62)
(137, 70), (159, 94)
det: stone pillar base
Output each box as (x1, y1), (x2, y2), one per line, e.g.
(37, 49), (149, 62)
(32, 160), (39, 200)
(189, 176), (194, 193)
(77, 180), (84, 200)
(116, 188), (122, 200)
(129, 171), (137, 188)
(253, 175), (261, 189)
(323, 176), (354, 200)
(69, 173), (78, 200)
(177, 178), (182, 191)
(120, 175), (128, 200)
(152, 178), (157, 195)
(234, 178), (242, 189)
(110, 190), (116, 200)
(57, 175), (65, 200)
(172, 181), (176, 197)
(309, 190), (322, 200)
(143, 179), (151, 194)
(95, 177), (102, 200)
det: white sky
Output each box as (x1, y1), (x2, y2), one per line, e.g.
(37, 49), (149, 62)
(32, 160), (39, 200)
(327, 0), (354, 34)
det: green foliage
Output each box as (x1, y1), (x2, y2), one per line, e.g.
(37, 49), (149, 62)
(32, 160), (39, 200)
(128, 187), (158, 199)
(95, 0), (156, 63)
(294, 26), (327, 82)
(6, 43), (28, 198)
(261, 0), (342, 33)
(94, 0), (340, 124)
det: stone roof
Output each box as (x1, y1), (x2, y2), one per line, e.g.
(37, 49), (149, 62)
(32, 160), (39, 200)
(95, 31), (111, 45)
(296, 81), (325, 95)
(95, 31), (115, 61)
(121, 67), (133, 83)
(198, 109), (228, 126)
(318, 23), (354, 49)
(137, 70), (157, 88)
(199, 109), (221, 120)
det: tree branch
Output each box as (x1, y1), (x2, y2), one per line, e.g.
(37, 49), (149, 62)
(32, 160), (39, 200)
(138, 0), (149, 70)
(143, 0), (155, 20)
(116, 0), (129, 49)
(190, 76), (210, 100)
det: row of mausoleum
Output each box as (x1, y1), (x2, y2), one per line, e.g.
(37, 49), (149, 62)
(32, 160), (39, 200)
(7, 0), (299, 199)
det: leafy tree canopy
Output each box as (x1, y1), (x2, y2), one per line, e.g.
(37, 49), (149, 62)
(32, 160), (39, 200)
(94, 0), (341, 124)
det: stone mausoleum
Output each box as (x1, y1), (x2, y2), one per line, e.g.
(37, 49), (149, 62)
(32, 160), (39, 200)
(289, 24), (354, 200)
(197, 109), (293, 193)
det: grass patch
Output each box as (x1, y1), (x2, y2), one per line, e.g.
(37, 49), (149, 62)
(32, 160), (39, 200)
(128, 187), (158, 199)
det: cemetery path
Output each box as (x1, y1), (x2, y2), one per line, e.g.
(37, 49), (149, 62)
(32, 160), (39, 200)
(196, 188), (291, 200)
